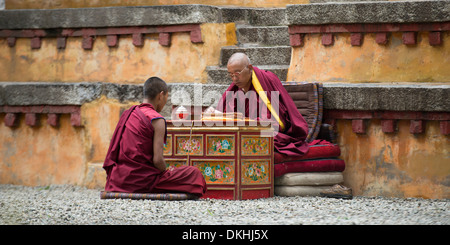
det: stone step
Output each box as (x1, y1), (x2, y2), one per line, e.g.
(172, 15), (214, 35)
(215, 8), (290, 86)
(221, 7), (288, 26)
(236, 25), (290, 46)
(310, 0), (388, 2)
(206, 65), (289, 85)
(219, 45), (291, 66)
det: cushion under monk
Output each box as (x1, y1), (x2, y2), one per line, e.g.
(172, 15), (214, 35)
(274, 158), (345, 177)
(100, 191), (199, 200)
(275, 185), (332, 197)
(274, 172), (343, 186)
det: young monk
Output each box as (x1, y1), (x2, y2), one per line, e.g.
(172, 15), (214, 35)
(103, 77), (207, 197)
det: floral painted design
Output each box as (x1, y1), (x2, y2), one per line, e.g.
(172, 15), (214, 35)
(241, 136), (270, 156)
(175, 135), (203, 156)
(241, 160), (270, 184)
(193, 160), (235, 184)
(207, 135), (235, 156)
(165, 159), (188, 171)
(163, 135), (172, 156)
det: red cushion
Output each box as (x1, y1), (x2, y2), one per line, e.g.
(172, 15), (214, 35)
(274, 140), (341, 163)
(274, 158), (345, 177)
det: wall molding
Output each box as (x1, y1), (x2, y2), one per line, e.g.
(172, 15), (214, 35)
(0, 105), (81, 127)
(324, 109), (450, 135)
(289, 22), (450, 47)
(0, 24), (203, 49)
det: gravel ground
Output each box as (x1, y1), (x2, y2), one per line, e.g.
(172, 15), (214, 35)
(1, 184), (448, 225)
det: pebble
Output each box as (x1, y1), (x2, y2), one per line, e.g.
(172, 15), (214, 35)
(0, 184), (448, 225)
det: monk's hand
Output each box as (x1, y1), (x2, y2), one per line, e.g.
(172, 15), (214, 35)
(204, 106), (221, 115)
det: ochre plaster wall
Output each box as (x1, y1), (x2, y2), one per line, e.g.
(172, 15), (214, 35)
(288, 32), (450, 83)
(0, 23), (236, 84)
(338, 119), (450, 199)
(5, 0), (309, 9)
(0, 96), (134, 188)
(0, 113), (86, 186)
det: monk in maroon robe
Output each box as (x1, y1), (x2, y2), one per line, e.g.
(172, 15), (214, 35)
(217, 53), (309, 156)
(103, 77), (207, 196)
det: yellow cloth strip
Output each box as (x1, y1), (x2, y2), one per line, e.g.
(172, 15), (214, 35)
(251, 70), (285, 131)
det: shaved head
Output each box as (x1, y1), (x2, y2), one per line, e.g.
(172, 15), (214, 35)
(226, 52), (253, 92)
(143, 76), (168, 100)
(227, 52), (251, 67)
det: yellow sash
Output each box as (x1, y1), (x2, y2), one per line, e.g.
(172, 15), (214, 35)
(251, 70), (285, 131)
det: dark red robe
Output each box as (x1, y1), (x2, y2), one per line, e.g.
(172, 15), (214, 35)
(217, 66), (309, 156)
(103, 103), (207, 196)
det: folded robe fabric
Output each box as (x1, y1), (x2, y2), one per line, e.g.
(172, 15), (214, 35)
(274, 139), (340, 164)
(274, 158), (346, 178)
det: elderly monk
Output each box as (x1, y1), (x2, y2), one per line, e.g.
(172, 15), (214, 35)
(216, 53), (309, 156)
(103, 77), (207, 196)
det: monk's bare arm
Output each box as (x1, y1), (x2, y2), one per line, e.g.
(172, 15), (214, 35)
(152, 118), (167, 172)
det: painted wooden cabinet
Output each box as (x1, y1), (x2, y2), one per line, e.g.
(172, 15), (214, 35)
(165, 120), (274, 200)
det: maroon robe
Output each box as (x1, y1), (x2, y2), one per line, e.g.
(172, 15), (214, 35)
(217, 66), (309, 156)
(103, 103), (207, 196)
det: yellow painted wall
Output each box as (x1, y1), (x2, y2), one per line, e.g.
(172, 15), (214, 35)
(288, 32), (450, 83)
(0, 97), (132, 188)
(338, 119), (450, 199)
(5, 0), (309, 9)
(0, 23), (236, 84)
(0, 114), (86, 186)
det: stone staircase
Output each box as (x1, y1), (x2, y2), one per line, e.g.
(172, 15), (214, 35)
(206, 8), (290, 85)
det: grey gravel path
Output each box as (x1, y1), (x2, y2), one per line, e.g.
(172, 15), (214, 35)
(1, 184), (448, 225)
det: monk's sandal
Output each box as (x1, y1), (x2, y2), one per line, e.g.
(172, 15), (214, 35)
(320, 184), (353, 200)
